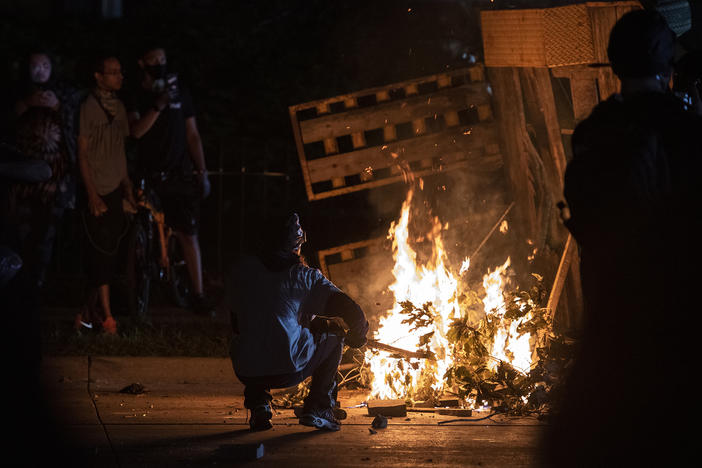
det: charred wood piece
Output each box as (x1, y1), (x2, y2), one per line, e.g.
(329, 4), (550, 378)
(367, 399), (407, 417)
(366, 339), (433, 360)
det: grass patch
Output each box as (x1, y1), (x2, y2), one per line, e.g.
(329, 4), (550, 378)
(42, 317), (231, 357)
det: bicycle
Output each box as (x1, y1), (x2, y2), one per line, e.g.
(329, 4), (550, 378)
(124, 177), (191, 321)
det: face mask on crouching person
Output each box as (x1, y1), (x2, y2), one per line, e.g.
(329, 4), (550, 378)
(256, 212), (307, 272)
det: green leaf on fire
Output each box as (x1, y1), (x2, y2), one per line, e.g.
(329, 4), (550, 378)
(387, 272), (574, 416)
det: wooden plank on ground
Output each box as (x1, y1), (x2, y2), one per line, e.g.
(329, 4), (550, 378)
(367, 399), (407, 417)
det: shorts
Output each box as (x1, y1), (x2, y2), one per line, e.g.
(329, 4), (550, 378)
(82, 187), (128, 287)
(151, 175), (201, 235)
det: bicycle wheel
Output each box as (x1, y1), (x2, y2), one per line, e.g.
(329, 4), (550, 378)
(126, 214), (152, 321)
(167, 234), (191, 308)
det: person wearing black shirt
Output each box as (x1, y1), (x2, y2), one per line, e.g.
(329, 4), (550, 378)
(542, 10), (702, 466)
(127, 46), (214, 315)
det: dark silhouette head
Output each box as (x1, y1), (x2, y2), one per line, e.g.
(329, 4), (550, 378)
(608, 9), (676, 79)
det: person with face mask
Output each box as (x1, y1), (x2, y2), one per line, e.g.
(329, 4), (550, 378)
(4, 50), (81, 325)
(13, 51), (80, 212)
(226, 212), (369, 432)
(126, 46), (214, 316)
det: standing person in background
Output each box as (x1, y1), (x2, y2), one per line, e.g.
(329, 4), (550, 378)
(76, 54), (135, 334)
(6, 50), (80, 310)
(126, 45), (214, 316)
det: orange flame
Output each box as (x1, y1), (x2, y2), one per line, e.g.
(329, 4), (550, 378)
(365, 188), (533, 403)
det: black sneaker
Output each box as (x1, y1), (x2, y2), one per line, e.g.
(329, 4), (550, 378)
(333, 407), (347, 420)
(293, 406), (346, 420)
(299, 406), (341, 431)
(249, 403), (273, 432)
(190, 293), (216, 317)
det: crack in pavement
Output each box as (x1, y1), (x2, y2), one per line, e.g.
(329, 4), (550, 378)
(87, 355), (121, 467)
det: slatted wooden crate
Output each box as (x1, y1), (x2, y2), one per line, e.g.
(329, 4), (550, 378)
(481, 1), (642, 68)
(550, 2), (642, 128)
(289, 65), (502, 201)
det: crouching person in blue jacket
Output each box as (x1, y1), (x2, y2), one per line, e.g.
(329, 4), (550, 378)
(226, 212), (369, 431)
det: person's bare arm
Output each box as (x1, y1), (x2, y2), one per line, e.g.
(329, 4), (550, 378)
(78, 135), (107, 216)
(128, 109), (159, 139)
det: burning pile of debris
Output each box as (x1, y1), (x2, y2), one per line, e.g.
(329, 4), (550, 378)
(274, 182), (575, 418)
(353, 182), (574, 417)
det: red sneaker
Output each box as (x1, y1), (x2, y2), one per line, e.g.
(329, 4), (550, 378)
(102, 317), (117, 335)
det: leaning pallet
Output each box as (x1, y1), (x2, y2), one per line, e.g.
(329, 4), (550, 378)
(316, 236), (393, 331)
(288, 65), (502, 201)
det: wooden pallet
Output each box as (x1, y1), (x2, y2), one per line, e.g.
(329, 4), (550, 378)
(317, 237), (385, 279)
(481, 1), (642, 68)
(317, 236), (394, 330)
(289, 65), (502, 201)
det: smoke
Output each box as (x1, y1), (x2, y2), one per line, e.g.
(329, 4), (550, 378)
(330, 166), (515, 333)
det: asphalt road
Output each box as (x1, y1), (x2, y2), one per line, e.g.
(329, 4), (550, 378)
(29, 356), (546, 467)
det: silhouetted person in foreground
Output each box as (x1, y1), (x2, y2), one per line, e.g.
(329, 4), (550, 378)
(226, 212), (368, 432)
(1, 143), (76, 467)
(543, 10), (702, 466)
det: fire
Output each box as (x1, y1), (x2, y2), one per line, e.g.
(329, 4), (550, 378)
(365, 187), (533, 403)
(482, 258), (533, 373)
(459, 257), (470, 275)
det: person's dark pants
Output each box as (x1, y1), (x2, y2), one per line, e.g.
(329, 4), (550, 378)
(151, 175), (201, 236)
(82, 187), (126, 288)
(236, 333), (344, 411)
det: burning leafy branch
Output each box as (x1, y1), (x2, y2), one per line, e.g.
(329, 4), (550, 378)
(443, 273), (573, 416)
(360, 272), (574, 416)
(399, 300), (436, 360)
